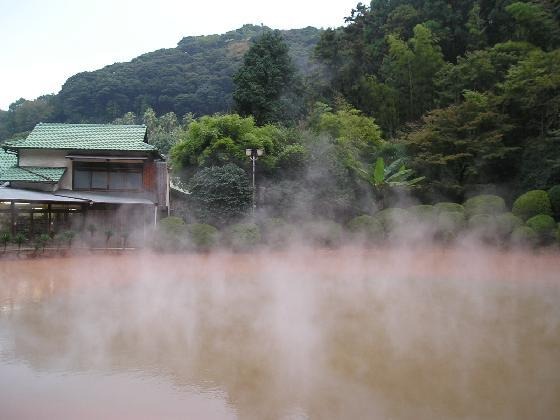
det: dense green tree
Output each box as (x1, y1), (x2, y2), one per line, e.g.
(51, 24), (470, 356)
(502, 48), (560, 135)
(403, 91), (517, 199)
(233, 30), (301, 125)
(435, 41), (535, 106)
(383, 24), (445, 121)
(188, 164), (252, 226)
(506, 1), (560, 50)
(310, 102), (383, 171)
(170, 113), (296, 176)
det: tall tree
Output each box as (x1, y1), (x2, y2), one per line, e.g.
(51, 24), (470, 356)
(383, 24), (445, 121)
(233, 30), (300, 125)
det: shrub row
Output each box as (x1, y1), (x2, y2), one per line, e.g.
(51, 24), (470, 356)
(156, 187), (560, 251)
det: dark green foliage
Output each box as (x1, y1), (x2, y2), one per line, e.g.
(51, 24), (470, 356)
(464, 194), (506, 217)
(188, 164), (252, 226)
(404, 93), (516, 199)
(347, 215), (384, 244)
(436, 41), (536, 106)
(526, 214), (557, 242)
(187, 223), (219, 251)
(549, 185), (560, 216)
(511, 225), (538, 247)
(226, 223), (261, 251)
(512, 190), (553, 220)
(517, 130), (560, 191)
(502, 49), (560, 136)
(275, 144), (309, 176)
(506, 1), (560, 51)
(233, 30), (302, 125)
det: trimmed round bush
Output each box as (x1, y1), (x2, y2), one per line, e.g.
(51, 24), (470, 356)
(374, 208), (412, 233)
(525, 214), (556, 242)
(187, 223), (219, 251)
(495, 213), (523, 238)
(347, 215), (383, 244)
(302, 220), (343, 247)
(408, 205), (436, 225)
(548, 185), (560, 217)
(155, 217), (188, 251)
(437, 211), (466, 241)
(434, 202), (464, 214)
(512, 190), (552, 221)
(260, 218), (296, 248)
(464, 194), (506, 217)
(511, 226), (538, 248)
(468, 214), (500, 242)
(226, 223), (261, 251)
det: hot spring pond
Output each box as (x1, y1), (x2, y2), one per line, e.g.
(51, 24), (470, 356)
(1, 248), (559, 419)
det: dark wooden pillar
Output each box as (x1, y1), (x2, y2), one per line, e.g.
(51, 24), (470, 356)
(47, 204), (52, 235)
(10, 202), (15, 236)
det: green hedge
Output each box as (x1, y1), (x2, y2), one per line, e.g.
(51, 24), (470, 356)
(548, 185), (560, 217)
(260, 218), (296, 248)
(512, 190), (552, 221)
(374, 208), (412, 234)
(301, 220), (343, 247)
(155, 217), (188, 251)
(468, 214), (497, 240)
(463, 194), (506, 217)
(347, 215), (384, 244)
(187, 223), (219, 251)
(408, 205), (436, 225)
(434, 202), (464, 214)
(495, 213), (523, 238)
(526, 214), (556, 242)
(511, 226), (538, 247)
(226, 223), (261, 251)
(437, 211), (466, 241)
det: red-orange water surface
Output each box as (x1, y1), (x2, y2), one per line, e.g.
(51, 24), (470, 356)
(1, 246), (559, 419)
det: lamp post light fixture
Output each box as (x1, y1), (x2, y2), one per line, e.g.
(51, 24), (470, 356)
(246, 148), (264, 215)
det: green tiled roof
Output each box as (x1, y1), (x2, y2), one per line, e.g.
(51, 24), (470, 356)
(0, 148), (17, 172)
(0, 166), (66, 183)
(4, 123), (156, 152)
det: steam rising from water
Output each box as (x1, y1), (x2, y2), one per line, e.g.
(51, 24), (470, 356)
(1, 247), (559, 419)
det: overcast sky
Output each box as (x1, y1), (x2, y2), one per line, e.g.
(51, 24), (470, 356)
(0, 0), (358, 110)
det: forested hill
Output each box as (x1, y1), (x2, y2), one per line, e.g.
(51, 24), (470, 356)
(0, 25), (320, 139)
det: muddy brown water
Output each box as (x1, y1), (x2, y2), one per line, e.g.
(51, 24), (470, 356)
(0, 247), (559, 419)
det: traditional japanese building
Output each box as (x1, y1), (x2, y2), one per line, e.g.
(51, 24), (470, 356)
(0, 123), (168, 242)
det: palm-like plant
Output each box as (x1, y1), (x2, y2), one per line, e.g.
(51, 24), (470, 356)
(38, 234), (50, 253)
(61, 230), (75, 248)
(105, 229), (114, 248)
(358, 157), (425, 208)
(1, 232), (10, 252)
(14, 233), (27, 251)
(87, 224), (97, 238)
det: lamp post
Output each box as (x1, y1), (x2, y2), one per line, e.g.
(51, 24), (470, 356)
(246, 148), (264, 215)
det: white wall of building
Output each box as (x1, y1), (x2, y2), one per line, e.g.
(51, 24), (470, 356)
(19, 149), (72, 190)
